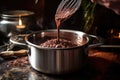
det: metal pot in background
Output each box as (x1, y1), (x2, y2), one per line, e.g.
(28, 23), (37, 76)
(0, 10), (39, 38)
(10, 29), (102, 74)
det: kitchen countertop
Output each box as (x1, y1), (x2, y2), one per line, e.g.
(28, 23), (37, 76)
(0, 48), (120, 80)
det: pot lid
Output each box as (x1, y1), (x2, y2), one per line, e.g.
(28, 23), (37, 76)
(1, 10), (34, 18)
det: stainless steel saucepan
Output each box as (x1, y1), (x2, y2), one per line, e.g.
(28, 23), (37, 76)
(10, 29), (102, 74)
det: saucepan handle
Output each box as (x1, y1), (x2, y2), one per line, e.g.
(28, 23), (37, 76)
(10, 34), (28, 46)
(87, 35), (103, 48)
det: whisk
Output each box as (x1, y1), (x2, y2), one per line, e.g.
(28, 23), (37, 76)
(55, 0), (82, 42)
(55, 0), (82, 22)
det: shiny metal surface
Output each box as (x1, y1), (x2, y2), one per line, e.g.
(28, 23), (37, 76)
(26, 29), (88, 74)
(55, 0), (81, 22)
(10, 29), (102, 74)
(0, 10), (36, 37)
(28, 45), (86, 74)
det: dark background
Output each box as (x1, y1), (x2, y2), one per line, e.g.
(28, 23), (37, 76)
(0, 0), (120, 38)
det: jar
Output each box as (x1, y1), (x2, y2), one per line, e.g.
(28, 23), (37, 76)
(0, 10), (38, 37)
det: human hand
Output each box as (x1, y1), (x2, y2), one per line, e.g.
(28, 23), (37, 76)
(91, 0), (120, 15)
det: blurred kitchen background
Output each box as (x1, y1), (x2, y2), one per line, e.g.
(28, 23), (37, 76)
(0, 0), (120, 45)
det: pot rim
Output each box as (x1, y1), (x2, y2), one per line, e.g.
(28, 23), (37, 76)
(25, 29), (89, 50)
(1, 10), (34, 18)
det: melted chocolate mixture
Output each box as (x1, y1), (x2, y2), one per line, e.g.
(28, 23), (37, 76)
(39, 10), (79, 48)
(40, 38), (78, 48)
